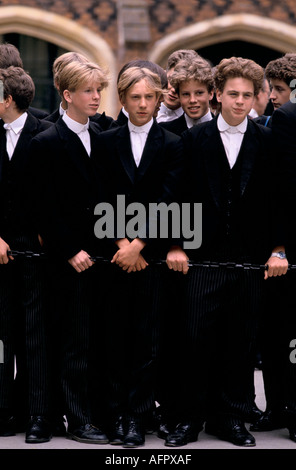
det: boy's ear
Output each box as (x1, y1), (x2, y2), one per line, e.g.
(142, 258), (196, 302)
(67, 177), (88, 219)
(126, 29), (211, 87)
(4, 95), (13, 108)
(63, 89), (72, 104)
(216, 89), (222, 103)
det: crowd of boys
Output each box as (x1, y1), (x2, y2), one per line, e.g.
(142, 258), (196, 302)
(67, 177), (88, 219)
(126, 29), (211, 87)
(0, 42), (296, 449)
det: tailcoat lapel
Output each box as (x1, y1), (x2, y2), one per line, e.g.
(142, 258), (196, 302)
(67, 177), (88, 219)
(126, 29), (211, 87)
(56, 117), (94, 187)
(116, 124), (136, 184)
(202, 119), (226, 210)
(137, 120), (162, 182)
(238, 120), (258, 197)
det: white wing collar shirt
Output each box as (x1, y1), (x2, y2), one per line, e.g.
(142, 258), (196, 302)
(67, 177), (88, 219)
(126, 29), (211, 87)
(185, 108), (213, 129)
(156, 102), (183, 123)
(63, 112), (91, 156)
(128, 118), (153, 167)
(3, 112), (28, 159)
(217, 113), (248, 169)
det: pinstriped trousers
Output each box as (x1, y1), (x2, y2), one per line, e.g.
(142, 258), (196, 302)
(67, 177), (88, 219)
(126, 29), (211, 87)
(102, 262), (162, 420)
(171, 264), (263, 425)
(0, 233), (50, 419)
(49, 260), (108, 430)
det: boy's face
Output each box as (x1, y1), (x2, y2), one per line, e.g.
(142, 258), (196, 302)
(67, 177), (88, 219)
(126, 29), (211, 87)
(269, 78), (291, 110)
(121, 78), (159, 126)
(163, 68), (180, 110)
(253, 78), (271, 116)
(216, 77), (255, 126)
(64, 80), (101, 123)
(179, 79), (213, 120)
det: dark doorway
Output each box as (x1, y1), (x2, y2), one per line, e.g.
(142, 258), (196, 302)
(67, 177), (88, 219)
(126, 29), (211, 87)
(197, 40), (282, 68)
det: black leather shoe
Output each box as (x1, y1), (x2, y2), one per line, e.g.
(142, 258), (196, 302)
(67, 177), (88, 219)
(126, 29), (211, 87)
(25, 416), (52, 443)
(108, 415), (125, 445)
(250, 409), (284, 432)
(0, 416), (15, 437)
(205, 421), (256, 447)
(289, 427), (296, 442)
(165, 422), (200, 447)
(122, 416), (145, 448)
(243, 404), (264, 424)
(67, 423), (109, 444)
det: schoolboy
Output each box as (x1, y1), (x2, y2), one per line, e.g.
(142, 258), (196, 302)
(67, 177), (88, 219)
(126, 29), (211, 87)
(28, 60), (110, 444)
(156, 49), (199, 123)
(0, 66), (53, 442)
(92, 66), (183, 448)
(163, 56), (287, 448)
(265, 53), (296, 111)
(159, 55), (214, 135)
(44, 50), (115, 130)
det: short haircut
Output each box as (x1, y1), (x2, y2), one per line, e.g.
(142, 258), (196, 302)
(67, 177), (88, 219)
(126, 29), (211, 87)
(58, 61), (109, 95)
(117, 66), (163, 103)
(166, 49), (199, 71)
(52, 51), (90, 93)
(169, 56), (215, 94)
(0, 66), (34, 111)
(0, 43), (23, 68)
(214, 57), (264, 96)
(117, 59), (168, 89)
(265, 53), (296, 86)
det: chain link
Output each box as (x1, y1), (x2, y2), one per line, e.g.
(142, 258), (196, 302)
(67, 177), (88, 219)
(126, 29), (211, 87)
(7, 249), (294, 271)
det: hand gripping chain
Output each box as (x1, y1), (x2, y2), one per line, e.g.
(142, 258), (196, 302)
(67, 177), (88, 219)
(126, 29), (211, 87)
(7, 250), (295, 271)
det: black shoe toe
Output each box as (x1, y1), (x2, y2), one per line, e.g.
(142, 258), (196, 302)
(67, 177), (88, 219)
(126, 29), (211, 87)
(122, 416), (145, 448)
(250, 410), (284, 432)
(165, 422), (199, 447)
(205, 421), (256, 447)
(67, 423), (109, 444)
(25, 416), (52, 443)
(108, 415), (125, 445)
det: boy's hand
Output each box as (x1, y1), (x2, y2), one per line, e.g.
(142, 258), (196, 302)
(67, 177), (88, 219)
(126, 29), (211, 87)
(264, 255), (289, 280)
(68, 250), (94, 273)
(0, 237), (14, 264)
(112, 238), (147, 272)
(166, 246), (189, 274)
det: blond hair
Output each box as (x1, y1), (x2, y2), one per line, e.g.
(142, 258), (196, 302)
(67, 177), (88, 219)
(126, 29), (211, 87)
(53, 52), (90, 93)
(58, 61), (109, 95)
(117, 66), (163, 103)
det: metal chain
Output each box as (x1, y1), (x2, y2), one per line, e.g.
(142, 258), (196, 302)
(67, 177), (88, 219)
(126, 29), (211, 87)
(7, 249), (295, 271)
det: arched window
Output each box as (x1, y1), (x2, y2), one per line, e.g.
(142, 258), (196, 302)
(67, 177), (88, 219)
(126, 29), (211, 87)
(2, 32), (67, 114)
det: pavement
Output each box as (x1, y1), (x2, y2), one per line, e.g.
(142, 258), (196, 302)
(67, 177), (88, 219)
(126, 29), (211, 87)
(0, 370), (294, 465)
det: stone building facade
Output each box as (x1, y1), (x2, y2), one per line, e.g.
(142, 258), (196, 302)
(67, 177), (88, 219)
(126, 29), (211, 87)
(0, 0), (295, 116)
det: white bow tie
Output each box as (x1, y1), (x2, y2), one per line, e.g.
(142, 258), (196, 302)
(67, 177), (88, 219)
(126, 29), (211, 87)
(225, 126), (242, 134)
(130, 127), (147, 134)
(78, 124), (89, 133)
